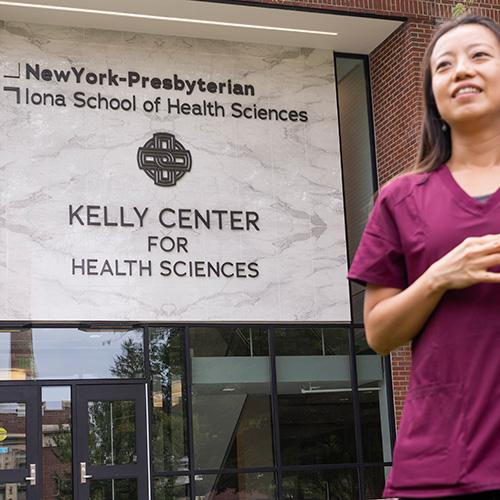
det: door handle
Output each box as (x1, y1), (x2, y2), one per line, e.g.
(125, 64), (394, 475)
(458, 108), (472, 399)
(25, 463), (36, 486)
(80, 462), (93, 484)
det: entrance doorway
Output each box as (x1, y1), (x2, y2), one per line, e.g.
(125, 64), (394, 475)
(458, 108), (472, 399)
(0, 383), (149, 499)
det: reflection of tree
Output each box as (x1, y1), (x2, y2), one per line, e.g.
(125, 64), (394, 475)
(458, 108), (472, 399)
(148, 328), (187, 472)
(110, 327), (187, 472)
(111, 336), (144, 379)
(279, 394), (356, 467)
(88, 478), (138, 500)
(50, 427), (73, 499)
(206, 474), (276, 500)
(324, 472), (359, 500)
(88, 400), (136, 465)
(282, 471), (358, 500)
(154, 477), (189, 500)
(364, 468), (385, 500)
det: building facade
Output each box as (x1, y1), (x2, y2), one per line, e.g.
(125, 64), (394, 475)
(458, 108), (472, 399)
(0, 1), (499, 499)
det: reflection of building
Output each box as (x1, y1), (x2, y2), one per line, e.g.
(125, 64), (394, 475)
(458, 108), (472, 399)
(1, 1), (498, 499)
(41, 400), (72, 500)
(0, 403), (27, 500)
(0, 329), (36, 381)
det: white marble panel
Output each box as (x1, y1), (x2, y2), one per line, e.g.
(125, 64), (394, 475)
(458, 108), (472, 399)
(0, 22), (350, 322)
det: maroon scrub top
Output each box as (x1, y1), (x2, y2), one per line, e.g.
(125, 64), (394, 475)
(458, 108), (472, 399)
(348, 164), (500, 498)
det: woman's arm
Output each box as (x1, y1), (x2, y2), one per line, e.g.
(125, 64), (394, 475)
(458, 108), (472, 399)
(364, 234), (500, 355)
(364, 274), (443, 355)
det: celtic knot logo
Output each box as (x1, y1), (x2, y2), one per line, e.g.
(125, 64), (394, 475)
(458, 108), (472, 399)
(137, 133), (192, 187)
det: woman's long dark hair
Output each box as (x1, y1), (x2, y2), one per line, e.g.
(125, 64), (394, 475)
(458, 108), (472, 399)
(413, 15), (500, 173)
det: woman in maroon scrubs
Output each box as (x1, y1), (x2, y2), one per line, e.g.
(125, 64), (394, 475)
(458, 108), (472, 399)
(348, 15), (500, 500)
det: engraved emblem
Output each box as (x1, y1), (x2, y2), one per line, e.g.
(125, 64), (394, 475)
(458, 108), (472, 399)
(137, 133), (192, 187)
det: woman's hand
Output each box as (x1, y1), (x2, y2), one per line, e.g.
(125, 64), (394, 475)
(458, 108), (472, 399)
(426, 234), (500, 292)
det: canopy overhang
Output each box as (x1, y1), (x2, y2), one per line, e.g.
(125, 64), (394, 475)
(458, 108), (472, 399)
(0, 0), (403, 53)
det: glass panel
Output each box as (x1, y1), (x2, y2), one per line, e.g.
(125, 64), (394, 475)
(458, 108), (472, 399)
(191, 327), (273, 469)
(0, 403), (26, 470)
(364, 467), (386, 500)
(275, 328), (356, 465)
(42, 387), (72, 499)
(154, 476), (190, 500)
(281, 469), (358, 500)
(0, 483), (27, 499)
(149, 328), (188, 472)
(194, 472), (276, 500)
(0, 328), (144, 380)
(274, 327), (349, 356)
(335, 56), (376, 323)
(88, 400), (136, 465)
(355, 329), (392, 463)
(190, 327), (268, 357)
(90, 478), (137, 499)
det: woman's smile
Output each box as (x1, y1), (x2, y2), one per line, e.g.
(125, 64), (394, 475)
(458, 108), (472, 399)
(452, 85), (482, 99)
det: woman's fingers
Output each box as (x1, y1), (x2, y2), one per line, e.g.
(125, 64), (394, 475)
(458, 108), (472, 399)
(429, 234), (500, 289)
(462, 235), (500, 256)
(478, 253), (500, 269)
(476, 271), (500, 283)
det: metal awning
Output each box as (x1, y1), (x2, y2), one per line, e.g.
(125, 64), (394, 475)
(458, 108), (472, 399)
(0, 0), (403, 53)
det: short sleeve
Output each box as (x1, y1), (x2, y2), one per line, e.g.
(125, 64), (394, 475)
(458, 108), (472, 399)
(347, 187), (407, 289)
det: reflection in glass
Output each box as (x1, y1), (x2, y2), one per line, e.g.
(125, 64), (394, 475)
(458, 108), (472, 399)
(0, 328), (144, 380)
(0, 483), (27, 499)
(0, 403), (26, 470)
(90, 478), (137, 499)
(190, 327), (268, 357)
(336, 55), (376, 324)
(359, 389), (384, 463)
(355, 329), (392, 463)
(275, 328), (356, 465)
(195, 472), (275, 500)
(149, 328), (188, 472)
(42, 387), (72, 499)
(274, 328), (349, 357)
(88, 400), (136, 465)
(364, 467), (386, 500)
(191, 327), (273, 470)
(154, 476), (190, 500)
(282, 469), (358, 500)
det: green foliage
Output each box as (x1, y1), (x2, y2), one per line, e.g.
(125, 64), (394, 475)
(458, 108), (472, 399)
(110, 337), (144, 378)
(452, 0), (476, 17)
(49, 427), (73, 499)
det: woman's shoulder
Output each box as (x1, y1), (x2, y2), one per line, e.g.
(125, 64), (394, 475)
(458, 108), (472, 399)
(378, 168), (435, 206)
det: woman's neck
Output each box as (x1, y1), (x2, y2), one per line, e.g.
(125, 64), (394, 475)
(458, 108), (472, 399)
(448, 122), (500, 171)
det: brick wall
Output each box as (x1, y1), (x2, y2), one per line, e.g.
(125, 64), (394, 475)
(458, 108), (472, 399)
(223, 0), (500, 427)
(246, 0), (500, 20)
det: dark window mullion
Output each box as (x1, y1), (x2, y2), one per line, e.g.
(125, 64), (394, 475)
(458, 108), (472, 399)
(144, 325), (154, 499)
(348, 325), (366, 500)
(185, 327), (196, 500)
(268, 326), (282, 500)
(384, 354), (397, 451)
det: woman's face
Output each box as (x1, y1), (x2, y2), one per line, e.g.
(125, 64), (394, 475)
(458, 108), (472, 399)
(430, 24), (500, 129)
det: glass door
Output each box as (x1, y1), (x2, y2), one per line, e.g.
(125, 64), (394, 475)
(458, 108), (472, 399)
(0, 386), (41, 499)
(75, 384), (149, 499)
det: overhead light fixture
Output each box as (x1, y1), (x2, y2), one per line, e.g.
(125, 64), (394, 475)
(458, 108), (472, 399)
(0, 2), (339, 36)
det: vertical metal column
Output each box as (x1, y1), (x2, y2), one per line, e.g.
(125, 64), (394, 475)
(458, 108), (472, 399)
(268, 327), (283, 499)
(185, 328), (196, 500)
